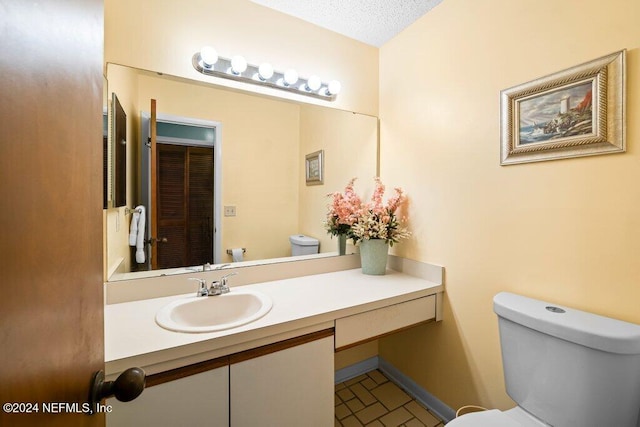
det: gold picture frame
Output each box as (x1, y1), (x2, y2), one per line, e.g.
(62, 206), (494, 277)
(500, 50), (625, 165)
(305, 149), (324, 185)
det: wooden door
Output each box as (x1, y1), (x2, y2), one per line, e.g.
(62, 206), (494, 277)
(156, 144), (187, 268)
(156, 145), (214, 269)
(187, 147), (215, 266)
(0, 0), (105, 426)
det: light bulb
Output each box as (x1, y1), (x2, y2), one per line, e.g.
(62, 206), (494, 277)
(200, 46), (218, 67)
(258, 63), (274, 81)
(230, 55), (247, 75)
(326, 80), (341, 96)
(306, 75), (322, 92)
(283, 69), (298, 86)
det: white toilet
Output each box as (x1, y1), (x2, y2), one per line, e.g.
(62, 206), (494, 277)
(289, 234), (319, 256)
(447, 292), (640, 427)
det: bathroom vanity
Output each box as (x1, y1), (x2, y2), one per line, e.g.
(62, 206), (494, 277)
(104, 262), (443, 426)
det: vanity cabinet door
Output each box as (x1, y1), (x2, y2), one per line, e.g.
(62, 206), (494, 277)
(106, 366), (229, 426)
(230, 335), (334, 427)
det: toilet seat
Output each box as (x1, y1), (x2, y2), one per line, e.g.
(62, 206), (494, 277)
(446, 407), (550, 427)
(446, 409), (521, 427)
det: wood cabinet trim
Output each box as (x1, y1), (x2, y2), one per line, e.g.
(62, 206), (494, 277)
(229, 328), (334, 365)
(145, 328), (334, 387)
(145, 356), (230, 388)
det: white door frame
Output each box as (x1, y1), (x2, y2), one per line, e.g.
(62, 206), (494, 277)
(141, 112), (222, 265)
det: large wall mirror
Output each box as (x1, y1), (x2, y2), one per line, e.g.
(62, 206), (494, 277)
(105, 64), (378, 282)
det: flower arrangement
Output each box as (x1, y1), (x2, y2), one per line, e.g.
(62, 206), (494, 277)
(325, 178), (362, 239)
(325, 177), (410, 246)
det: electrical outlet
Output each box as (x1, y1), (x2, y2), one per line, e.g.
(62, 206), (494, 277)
(224, 206), (236, 217)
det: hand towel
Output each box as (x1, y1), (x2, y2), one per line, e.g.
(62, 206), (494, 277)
(135, 205), (146, 263)
(129, 209), (140, 246)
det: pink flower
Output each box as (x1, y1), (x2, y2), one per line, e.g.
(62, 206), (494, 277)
(386, 187), (405, 213)
(371, 177), (385, 215)
(326, 177), (411, 245)
(325, 178), (363, 235)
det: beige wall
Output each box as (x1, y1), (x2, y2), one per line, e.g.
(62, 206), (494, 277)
(378, 0), (640, 412)
(298, 105), (379, 254)
(104, 0), (378, 115)
(335, 341), (379, 371)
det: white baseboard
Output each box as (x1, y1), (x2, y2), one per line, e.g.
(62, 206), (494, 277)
(335, 356), (455, 423)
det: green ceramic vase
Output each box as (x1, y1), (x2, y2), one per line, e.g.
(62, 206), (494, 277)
(338, 234), (347, 256)
(359, 238), (388, 275)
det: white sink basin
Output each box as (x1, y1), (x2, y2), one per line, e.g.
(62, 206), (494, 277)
(155, 289), (272, 333)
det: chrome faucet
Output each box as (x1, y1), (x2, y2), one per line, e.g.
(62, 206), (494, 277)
(188, 273), (237, 297)
(185, 263), (212, 272)
(219, 272), (237, 294)
(189, 278), (209, 297)
(186, 263), (230, 272)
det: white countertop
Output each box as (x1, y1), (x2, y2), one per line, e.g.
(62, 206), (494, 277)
(105, 268), (443, 377)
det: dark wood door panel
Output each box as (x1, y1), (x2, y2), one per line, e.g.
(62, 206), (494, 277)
(156, 144), (214, 269)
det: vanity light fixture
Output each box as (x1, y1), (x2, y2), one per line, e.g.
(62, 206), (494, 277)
(326, 80), (342, 96)
(200, 46), (218, 68)
(282, 69), (299, 87)
(193, 46), (340, 101)
(257, 63), (274, 81)
(304, 75), (322, 92)
(230, 55), (247, 75)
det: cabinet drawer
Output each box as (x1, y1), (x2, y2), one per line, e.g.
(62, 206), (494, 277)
(335, 295), (435, 349)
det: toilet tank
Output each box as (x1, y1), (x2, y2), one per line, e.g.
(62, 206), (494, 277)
(494, 292), (640, 427)
(289, 234), (319, 256)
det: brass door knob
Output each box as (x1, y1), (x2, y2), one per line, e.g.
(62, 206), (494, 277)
(147, 237), (168, 245)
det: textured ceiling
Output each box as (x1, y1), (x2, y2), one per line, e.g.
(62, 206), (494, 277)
(250, 0), (443, 47)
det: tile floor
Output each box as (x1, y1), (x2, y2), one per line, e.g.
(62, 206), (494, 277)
(335, 370), (446, 427)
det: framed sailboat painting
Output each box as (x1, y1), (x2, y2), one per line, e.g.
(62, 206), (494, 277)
(500, 50), (626, 165)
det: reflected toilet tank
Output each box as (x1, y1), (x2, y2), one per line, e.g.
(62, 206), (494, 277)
(289, 234), (319, 256)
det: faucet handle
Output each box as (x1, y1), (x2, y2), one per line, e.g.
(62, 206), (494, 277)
(220, 272), (237, 293)
(221, 272), (237, 281)
(188, 278), (208, 297)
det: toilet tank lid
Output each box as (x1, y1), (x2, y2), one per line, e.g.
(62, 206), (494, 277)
(289, 234), (319, 245)
(494, 292), (640, 355)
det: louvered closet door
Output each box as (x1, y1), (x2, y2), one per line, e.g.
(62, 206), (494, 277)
(156, 144), (214, 269)
(188, 147), (214, 266)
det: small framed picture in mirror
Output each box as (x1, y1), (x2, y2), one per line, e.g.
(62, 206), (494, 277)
(305, 150), (324, 185)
